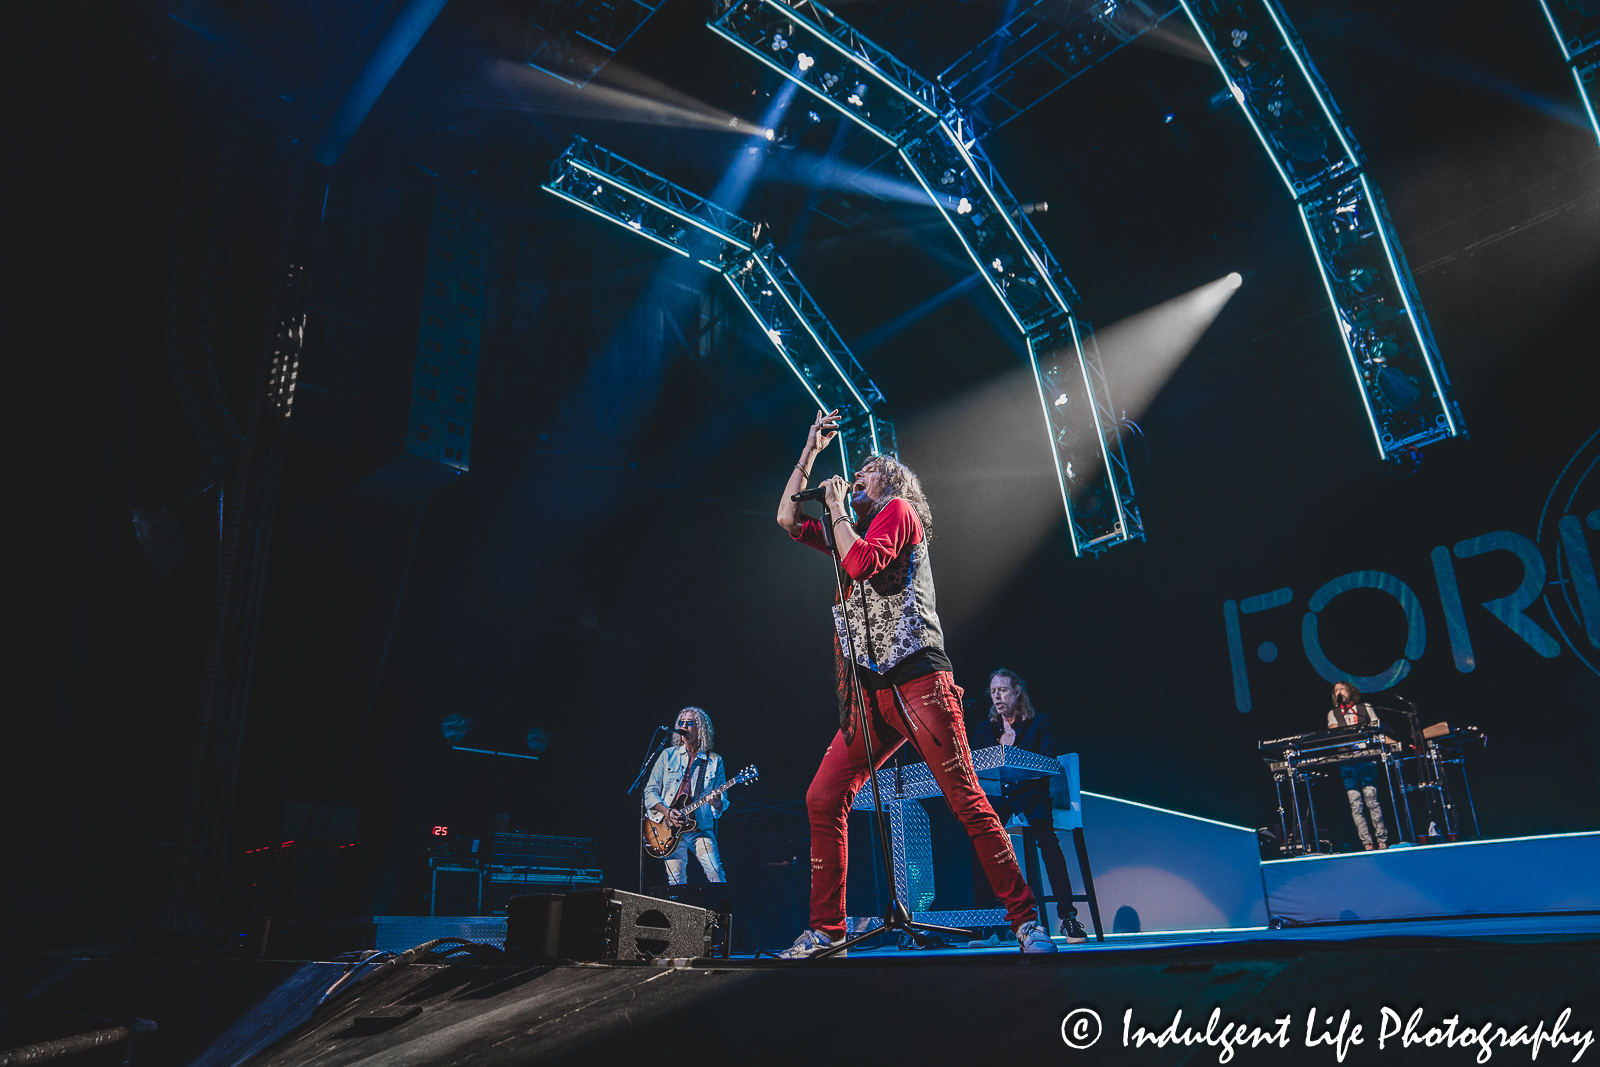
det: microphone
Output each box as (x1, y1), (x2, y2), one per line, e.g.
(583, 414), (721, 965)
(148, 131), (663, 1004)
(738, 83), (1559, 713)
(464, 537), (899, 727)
(666, 726), (691, 736)
(790, 486), (828, 503)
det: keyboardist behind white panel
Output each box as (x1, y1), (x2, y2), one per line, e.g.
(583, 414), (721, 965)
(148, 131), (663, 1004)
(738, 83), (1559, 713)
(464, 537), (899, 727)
(1328, 682), (1389, 849)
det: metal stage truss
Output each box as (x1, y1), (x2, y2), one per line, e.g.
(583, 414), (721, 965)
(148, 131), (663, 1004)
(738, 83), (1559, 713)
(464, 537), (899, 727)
(543, 137), (894, 478)
(524, 0), (669, 86)
(1537, 0), (1600, 146)
(1178, 0), (1466, 460)
(809, 0), (1181, 224)
(709, 0), (1142, 555)
(939, 0), (1182, 140)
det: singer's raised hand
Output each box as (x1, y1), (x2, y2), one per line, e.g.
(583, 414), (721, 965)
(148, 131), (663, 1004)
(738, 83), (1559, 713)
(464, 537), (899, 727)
(781, 410), (842, 535)
(807, 409), (841, 455)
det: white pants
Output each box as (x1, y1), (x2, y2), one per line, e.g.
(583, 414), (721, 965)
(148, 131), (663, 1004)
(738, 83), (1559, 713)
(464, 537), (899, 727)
(663, 829), (724, 884)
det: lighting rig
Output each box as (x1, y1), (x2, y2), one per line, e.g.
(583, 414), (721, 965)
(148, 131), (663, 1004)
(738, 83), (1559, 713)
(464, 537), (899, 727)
(524, 0), (670, 85)
(1178, 0), (1466, 462)
(811, 0), (1178, 229)
(1537, 0), (1600, 145)
(543, 137), (894, 478)
(709, 0), (1142, 555)
(940, 0), (1181, 140)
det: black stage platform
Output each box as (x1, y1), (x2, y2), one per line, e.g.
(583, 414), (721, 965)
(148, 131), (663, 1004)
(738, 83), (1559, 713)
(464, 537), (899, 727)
(5, 916), (1597, 1066)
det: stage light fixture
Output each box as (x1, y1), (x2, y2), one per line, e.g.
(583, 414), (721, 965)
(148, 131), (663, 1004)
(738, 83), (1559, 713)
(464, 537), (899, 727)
(807, 110), (820, 123)
(956, 197), (972, 214)
(797, 51), (814, 70)
(847, 93), (863, 106)
(1225, 271), (1242, 289)
(1376, 367), (1420, 411)
(765, 127), (776, 140)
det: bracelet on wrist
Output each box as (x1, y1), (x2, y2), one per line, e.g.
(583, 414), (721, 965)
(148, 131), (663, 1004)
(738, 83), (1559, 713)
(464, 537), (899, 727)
(794, 464), (810, 480)
(831, 514), (853, 526)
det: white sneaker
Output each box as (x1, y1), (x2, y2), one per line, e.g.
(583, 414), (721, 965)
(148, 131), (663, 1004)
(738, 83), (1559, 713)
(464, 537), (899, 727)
(777, 929), (846, 959)
(1016, 920), (1058, 954)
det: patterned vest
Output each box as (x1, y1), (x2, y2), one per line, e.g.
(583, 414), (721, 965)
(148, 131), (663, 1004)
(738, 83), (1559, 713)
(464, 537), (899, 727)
(831, 538), (946, 674)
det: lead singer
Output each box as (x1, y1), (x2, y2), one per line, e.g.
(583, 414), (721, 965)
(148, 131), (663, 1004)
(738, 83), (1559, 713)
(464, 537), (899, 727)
(774, 409), (1056, 957)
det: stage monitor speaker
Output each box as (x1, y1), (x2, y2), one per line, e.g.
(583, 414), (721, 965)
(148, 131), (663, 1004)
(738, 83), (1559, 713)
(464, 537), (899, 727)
(506, 889), (712, 961)
(648, 885), (733, 958)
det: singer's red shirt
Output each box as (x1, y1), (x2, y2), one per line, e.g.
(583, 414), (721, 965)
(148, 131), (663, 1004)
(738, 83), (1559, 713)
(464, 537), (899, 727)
(791, 496), (922, 584)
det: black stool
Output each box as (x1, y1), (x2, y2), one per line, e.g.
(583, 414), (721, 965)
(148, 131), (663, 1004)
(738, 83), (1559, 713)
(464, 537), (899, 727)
(1017, 823), (1104, 942)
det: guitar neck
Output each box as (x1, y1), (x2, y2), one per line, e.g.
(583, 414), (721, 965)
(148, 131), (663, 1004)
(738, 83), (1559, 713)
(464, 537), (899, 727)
(683, 780), (732, 816)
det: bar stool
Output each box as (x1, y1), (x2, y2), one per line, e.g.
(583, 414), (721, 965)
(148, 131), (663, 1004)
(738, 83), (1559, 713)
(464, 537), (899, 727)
(1004, 752), (1104, 941)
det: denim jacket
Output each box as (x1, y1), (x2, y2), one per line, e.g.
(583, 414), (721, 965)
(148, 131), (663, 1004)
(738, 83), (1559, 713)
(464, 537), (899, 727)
(643, 746), (729, 831)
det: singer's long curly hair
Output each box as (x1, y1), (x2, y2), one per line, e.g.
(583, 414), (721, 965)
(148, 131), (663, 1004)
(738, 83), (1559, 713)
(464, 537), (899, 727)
(986, 668), (1036, 725)
(1330, 682), (1363, 708)
(858, 453), (933, 537)
(671, 706), (715, 755)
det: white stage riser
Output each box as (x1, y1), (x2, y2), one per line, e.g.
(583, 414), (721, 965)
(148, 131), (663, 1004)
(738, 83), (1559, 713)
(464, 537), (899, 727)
(1261, 831), (1600, 925)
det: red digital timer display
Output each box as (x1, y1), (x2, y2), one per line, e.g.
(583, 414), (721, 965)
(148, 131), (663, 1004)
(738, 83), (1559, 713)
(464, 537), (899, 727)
(431, 826), (448, 836)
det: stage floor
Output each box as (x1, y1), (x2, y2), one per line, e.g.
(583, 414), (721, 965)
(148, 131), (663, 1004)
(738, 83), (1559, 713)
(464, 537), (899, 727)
(372, 902), (1600, 961)
(816, 909), (1600, 960)
(6, 911), (1597, 1067)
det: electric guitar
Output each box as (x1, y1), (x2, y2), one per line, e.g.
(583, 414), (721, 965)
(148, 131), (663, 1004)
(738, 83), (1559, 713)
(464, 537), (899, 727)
(643, 765), (759, 859)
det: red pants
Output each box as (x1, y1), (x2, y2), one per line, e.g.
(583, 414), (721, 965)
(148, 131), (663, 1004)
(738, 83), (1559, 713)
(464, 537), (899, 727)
(805, 670), (1038, 937)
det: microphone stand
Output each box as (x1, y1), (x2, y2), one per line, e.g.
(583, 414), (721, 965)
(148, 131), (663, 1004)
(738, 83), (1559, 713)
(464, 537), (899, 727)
(628, 726), (675, 893)
(806, 502), (971, 960)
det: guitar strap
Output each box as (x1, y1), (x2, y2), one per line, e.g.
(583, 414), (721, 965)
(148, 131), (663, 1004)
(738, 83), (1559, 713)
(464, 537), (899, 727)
(676, 754), (706, 805)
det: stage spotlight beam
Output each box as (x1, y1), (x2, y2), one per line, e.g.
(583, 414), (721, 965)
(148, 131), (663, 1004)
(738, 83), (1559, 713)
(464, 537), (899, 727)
(543, 138), (893, 476)
(1177, 0), (1466, 460)
(708, 0), (1137, 555)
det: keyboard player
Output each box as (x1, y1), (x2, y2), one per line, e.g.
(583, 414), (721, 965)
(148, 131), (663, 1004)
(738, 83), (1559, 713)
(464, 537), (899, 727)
(1328, 682), (1389, 850)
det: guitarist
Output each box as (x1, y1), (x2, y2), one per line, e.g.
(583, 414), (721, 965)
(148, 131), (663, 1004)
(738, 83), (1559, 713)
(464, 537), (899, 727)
(643, 707), (728, 883)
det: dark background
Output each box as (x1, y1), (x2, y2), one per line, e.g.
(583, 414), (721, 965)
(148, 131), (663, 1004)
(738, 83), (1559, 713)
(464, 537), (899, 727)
(8, 0), (1597, 949)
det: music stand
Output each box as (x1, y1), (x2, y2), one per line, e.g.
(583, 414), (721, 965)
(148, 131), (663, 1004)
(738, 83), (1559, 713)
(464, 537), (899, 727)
(802, 499), (971, 960)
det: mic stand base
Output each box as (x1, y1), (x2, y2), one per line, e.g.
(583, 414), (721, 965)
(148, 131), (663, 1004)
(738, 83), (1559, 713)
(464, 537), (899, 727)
(812, 901), (975, 959)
